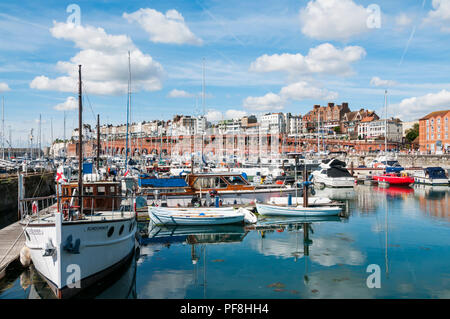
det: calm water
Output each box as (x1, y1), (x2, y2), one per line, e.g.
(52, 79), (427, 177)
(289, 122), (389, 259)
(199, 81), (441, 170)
(1, 185), (449, 299)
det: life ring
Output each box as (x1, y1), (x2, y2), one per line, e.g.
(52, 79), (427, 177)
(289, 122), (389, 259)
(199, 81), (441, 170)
(62, 201), (70, 220)
(32, 201), (38, 215)
(209, 189), (218, 197)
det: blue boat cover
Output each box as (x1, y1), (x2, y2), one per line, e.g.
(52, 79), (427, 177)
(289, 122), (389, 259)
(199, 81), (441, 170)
(425, 167), (447, 179)
(386, 166), (404, 173)
(138, 176), (187, 187)
(83, 162), (93, 174)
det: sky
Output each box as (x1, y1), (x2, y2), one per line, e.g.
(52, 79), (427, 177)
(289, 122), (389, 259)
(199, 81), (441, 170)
(1, 0), (450, 147)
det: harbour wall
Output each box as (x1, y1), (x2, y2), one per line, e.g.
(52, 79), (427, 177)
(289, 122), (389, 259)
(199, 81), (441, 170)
(345, 154), (450, 169)
(0, 173), (55, 229)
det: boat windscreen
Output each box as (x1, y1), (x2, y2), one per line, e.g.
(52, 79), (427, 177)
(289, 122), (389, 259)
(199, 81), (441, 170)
(329, 159), (347, 168)
(425, 167), (447, 179)
(326, 167), (353, 178)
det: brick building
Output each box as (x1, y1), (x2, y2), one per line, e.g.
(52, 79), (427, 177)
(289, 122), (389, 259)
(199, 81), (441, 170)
(419, 110), (450, 154)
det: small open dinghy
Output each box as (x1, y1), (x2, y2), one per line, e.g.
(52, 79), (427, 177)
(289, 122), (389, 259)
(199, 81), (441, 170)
(149, 207), (251, 225)
(268, 196), (333, 206)
(256, 203), (341, 217)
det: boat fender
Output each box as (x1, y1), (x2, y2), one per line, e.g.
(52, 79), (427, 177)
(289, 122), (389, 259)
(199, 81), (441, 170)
(240, 208), (258, 224)
(303, 181), (313, 187)
(19, 246), (31, 267)
(32, 201), (38, 215)
(62, 201), (70, 220)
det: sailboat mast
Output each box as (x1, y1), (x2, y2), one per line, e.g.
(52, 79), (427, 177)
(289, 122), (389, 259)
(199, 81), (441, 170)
(126, 51), (131, 170)
(97, 114), (100, 172)
(39, 113), (41, 159)
(78, 65), (83, 215)
(317, 111), (320, 153)
(384, 90), (387, 153)
(63, 111), (66, 159)
(2, 97), (4, 160)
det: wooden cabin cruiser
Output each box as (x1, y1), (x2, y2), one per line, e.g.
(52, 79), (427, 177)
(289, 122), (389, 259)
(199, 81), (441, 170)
(413, 167), (449, 185)
(310, 159), (355, 188)
(139, 172), (296, 206)
(20, 181), (137, 299)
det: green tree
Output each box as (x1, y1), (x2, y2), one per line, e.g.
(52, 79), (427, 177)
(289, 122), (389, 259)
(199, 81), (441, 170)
(405, 123), (419, 143)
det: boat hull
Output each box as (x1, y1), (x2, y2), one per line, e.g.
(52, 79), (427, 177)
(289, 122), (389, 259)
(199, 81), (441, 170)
(256, 203), (341, 216)
(311, 174), (355, 188)
(149, 207), (245, 225)
(373, 175), (414, 186)
(413, 177), (449, 186)
(23, 216), (137, 299)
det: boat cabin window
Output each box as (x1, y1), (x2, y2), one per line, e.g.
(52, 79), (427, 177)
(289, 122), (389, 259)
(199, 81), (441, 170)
(97, 186), (106, 195)
(223, 176), (247, 185)
(110, 186), (116, 194)
(192, 177), (228, 189)
(84, 186), (94, 195)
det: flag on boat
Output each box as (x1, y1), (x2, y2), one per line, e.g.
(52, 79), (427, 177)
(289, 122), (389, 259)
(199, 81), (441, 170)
(124, 169), (129, 177)
(55, 171), (67, 183)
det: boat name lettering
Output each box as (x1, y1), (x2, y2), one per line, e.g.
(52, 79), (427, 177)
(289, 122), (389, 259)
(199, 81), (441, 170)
(87, 226), (108, 231)
(27, 229), (43, 235)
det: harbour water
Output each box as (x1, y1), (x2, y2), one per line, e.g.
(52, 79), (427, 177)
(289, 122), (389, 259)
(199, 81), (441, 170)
(1, 185), (449, 299)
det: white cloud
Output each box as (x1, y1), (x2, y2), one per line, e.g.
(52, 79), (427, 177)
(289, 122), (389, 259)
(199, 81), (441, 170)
(299, 0), (372, 41)
(243, 81), (338, 111)
(123, 8), (203, 45)
(370, 76), (397, 87)
(392, 89), (450, 120)
(30, 22), (164, 95)
(225, 109), (248, 119)
(243, 92), (285, 111)
(205, 110), (223, 122)
(168, 89), (195, 98)
(249, 43), (366, 76)
(280, 81), (338, 101)
(54, 96), (77, 111)
(205, 109), (248, 121)
(424, 0), (450, 32)
(395, 13), (413, 27)
(0, 82), (11, 92)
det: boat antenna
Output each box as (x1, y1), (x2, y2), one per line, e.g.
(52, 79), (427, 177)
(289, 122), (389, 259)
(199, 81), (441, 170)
(78, 65), (83, 215)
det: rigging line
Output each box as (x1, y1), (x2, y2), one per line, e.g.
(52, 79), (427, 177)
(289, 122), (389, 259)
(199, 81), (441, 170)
(81, 82), (97, 124)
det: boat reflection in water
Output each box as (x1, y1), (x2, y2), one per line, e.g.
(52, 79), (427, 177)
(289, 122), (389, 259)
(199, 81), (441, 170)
(373, 185), (414, 197)
(142, 224), (248, 246)
(314, 187), (357, 201)
(26, 251), (138, 299)
(413, 184), (450, 222)
(253, 216), (345, 286)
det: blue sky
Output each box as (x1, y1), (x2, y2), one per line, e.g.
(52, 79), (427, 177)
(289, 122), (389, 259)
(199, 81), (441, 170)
(1, 0), (450, 147)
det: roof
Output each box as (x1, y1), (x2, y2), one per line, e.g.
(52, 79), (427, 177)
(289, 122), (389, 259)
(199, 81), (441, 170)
(420, 110), (450, 120)
(361, 116), (375, 123)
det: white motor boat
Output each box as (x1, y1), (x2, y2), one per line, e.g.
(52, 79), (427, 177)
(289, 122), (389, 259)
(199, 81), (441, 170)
(310, 158), (355, 188)
(20, 66), (138, 299)
(20, 181), (137, 299)
(149, 207), (248, 225)
(256, 203), (341, 217)
(413, 167), (449, 185)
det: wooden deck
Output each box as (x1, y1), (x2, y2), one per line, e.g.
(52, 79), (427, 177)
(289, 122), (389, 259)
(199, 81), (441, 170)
(0, 221), (25, 279)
